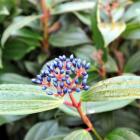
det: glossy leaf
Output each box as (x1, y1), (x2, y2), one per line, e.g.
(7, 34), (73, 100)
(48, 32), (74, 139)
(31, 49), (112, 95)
(0, 84), (63, 115)
(105, 128), (140, 140)
(124, 2), (140, 21)
(49, 26), (91, 47)
(1, 15), (40, 46)
(124, 51), (140, 73)
(52, 1), (95, 15)
(91, 0), (105, 59)
(63, 129), (92, 140)
(3, 39), (37, 60)
(24, 120), (69, 140)
(82, 75), (140, 102)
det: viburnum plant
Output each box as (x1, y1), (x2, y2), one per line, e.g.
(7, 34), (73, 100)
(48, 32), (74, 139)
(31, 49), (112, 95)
(32, 54), (102, 140)
(0, 0), (140, 140)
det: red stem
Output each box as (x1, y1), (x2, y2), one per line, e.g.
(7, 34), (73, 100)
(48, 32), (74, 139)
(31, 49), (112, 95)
(69, 92), (93, 130)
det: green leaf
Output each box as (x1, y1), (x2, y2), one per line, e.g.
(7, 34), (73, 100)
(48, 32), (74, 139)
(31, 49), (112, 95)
(74, 12), (91, 26)
(0, 48), (2, 68)
(0, 84), (63, 115)
(124, 51), (140, 73)
(124, 2), (140, 21)
(123, 22), (140, 39)
(0, 115), (25, 126)
(63, 129), (93, 140)
(0, 73), (31, 84)
(105, 56), (118, 73)
(81, 75), (140, 102)
(44, 135), (66, 140)
(24, 120), (69, 140)
(52, 1), (95, 15)
(0, 6), (9, 15)
(91, 1), (126, 61)
(3, 39), (37, 60)
(1, 15), (40, 46)
(105, 128), (140, 140)
(91, 1), (105, 57)
(11, 28), (42, 40)
(60, 94), (133, 117)
(49, 26), (91, 47)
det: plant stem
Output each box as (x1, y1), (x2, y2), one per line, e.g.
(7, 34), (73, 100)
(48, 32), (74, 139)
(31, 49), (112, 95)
(69, 92), (103, 140)
(41, 0), (50, 52)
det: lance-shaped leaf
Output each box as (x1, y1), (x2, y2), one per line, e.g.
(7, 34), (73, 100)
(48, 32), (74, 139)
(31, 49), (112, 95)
(52, 1), (95, 15)
(1, 15), (40, 46)
(81, 75), (140, 102)
(0, 84), (63, 115)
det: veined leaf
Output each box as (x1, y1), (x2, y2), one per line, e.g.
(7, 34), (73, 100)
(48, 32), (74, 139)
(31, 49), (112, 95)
(63, 129), (92, 140)
(81, 75), (140, 102)
(105, 128), (140, 140)
(0, 84), (63, 115)
(52, 1), (95, 15)
(60, 94), (133, 117)
(1, 15), (40, 46)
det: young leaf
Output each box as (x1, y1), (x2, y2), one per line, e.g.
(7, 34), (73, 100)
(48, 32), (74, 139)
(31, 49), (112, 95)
(81, 75), (140, 102)
(0, 84), (63, 115)
(1, 15), (40, 46)
(105, 128), (140, 140)
(63, 129), (92, 140)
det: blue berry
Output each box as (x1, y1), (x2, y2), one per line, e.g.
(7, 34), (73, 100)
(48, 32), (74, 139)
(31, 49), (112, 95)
(76, 88), (81, 92)
(84, 85), (89, 90)
(47, 77), (51, 82)
(42, 86), (47, 90)
(75, 79), (79, 84)
(85, 63), (90, 69)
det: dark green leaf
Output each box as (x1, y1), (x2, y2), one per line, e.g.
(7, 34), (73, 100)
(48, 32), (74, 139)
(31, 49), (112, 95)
(1, 15), (40, 46)
(3, 39), (37, 60)
(124, 51), (140, 72)
(105, 128), (140, 140)
(49, 26), (91, 47)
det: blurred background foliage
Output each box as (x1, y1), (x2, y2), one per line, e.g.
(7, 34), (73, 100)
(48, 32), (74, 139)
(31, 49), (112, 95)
(0, 0), (140, 139)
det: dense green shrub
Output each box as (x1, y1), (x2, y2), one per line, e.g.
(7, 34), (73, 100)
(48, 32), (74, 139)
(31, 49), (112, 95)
(0, 0), (140, 139)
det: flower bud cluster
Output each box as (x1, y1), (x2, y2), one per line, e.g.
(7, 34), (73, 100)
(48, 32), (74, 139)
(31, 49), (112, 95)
(32, 55), (90, 96)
